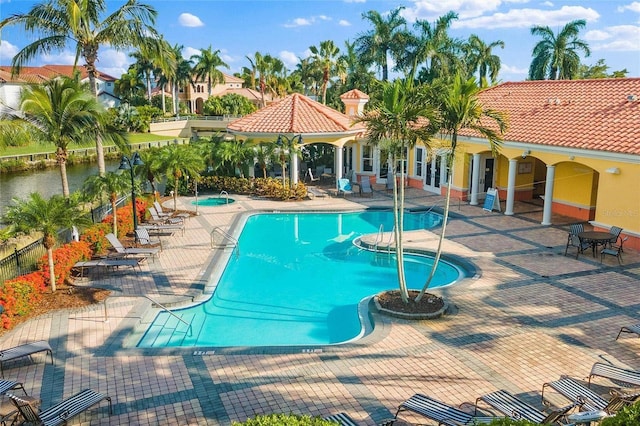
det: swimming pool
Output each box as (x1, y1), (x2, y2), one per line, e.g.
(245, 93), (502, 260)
(138, 210), (465, 348)
(192, 197), (236, 206)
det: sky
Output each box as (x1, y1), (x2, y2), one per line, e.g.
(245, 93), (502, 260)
(1, 0), (639, 83)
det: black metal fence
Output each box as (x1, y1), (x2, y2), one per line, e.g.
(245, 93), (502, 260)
(0, 238), (46, 283)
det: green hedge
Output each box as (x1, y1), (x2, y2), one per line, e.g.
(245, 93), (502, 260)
(232, 414), (337, 426)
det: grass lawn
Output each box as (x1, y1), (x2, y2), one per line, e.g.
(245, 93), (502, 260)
(1, 133), (175, 156)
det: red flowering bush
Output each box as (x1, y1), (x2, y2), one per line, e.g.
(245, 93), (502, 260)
(102, 199), (148, 237)
(0, 272), (46, 329)
(80, 222), (111, 255)
(37, 240), (92, 287)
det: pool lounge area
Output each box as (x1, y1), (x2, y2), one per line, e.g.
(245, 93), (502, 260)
(1, 187), (639, 425)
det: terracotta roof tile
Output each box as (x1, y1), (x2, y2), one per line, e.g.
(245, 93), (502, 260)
(0, 65), (117, 82)
(227, 93), (364, 135)
(340, 89), (369, 100)
(462, 78), (640, 155)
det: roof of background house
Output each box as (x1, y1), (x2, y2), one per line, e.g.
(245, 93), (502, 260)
(465, 78), (640, 155)
(0, 65), (117, 82)
(227, 92), (365, 135)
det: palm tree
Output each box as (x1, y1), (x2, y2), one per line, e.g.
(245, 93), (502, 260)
(191, 46), (229, 97)
(356, 7), (408, 81)
(136, 147), (164, 200)
(254, 142), (275, 178)
(82, 171), (131, 237)
(309, 40), (346, 105)
(4, 193), (91, 292)
(529, 19), (591, 80)
(170, 44), (194, 116)
(115, 67), (146, 103)
(0, 0), (162, 175)
(157, 144), (205, 210)
(355, 78), (437, 303)
(153, 37), (177, 115)
(465, 34), (504, 86)
(2, 77), (103, 198)
(416, 74), (507, 300)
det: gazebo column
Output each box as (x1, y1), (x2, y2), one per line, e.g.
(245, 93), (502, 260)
(336, 146), (344, 188)
(504, 159), (518, 215)
(292, 155), (299, 185)
(541, 165), (555, 225)
(470, 153), (481, 206)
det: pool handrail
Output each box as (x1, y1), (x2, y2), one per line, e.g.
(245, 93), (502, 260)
(211, 227), (239, 256)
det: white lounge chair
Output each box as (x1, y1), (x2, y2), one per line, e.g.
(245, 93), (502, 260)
(105, 233), (160, 259)
(337, 178), (354, 197)
(135, 227), (163, 250)
(588, 362), (640, 388)
(148, 207), (184, 225)
(154, 201), (190, 221)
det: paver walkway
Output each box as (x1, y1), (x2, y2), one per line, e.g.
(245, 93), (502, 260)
(0, 188), (638, 425)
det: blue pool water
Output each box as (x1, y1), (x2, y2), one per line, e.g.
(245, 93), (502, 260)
(192, 197), (236, 206)
(138, 210), (464, 348)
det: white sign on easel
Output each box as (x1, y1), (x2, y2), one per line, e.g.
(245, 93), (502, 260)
(483, 188), (501, 212)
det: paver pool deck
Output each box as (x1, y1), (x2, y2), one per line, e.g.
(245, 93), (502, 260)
(1, 188), (638, 425)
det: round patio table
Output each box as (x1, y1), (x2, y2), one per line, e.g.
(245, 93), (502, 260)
(578, 231), (613, 257)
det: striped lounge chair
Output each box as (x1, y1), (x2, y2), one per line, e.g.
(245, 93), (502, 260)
(396, 393), (496, 426)
(0, 340), (53, 378)
(476, 389), (579, 424)
(588, 362), (640, 388)
(542, 376), (640, 413)
(616, 323), (640, 340)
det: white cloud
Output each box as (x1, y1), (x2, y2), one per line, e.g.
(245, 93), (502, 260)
(587, 25), (640, 51)
(339, 20), (351, 26)
(453, 6), (600, 29)
(178, 13), (204, 28)
(284, 18), (312, 28)
(344, 0), (366, 3)
(0, 40), (19, 62)
(542, 1), (554, 6)
(618, 2), (640, 13)
(183, 46), (201, 59)
(41, 50), (77, 66)
(279, 50), (299, 70)
(403, 0), (503, 22)
(500, 63), (528, 75)
(317, 15), (331, 21)
(96, 50), (129, 78)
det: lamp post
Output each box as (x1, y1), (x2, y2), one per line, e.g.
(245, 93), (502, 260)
(276, 134), (304, 186)
(119, 152), (144, 233)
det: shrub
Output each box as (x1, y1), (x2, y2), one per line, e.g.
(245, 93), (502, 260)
(80, 222), (112, 256)
(37, 240), (92, 287)
(485, 418), (539, 426)
(601, 400), (640, 425)
(232, 414), (338, 426)
(0, 271), (46, 329)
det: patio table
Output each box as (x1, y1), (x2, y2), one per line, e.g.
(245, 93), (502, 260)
(578, 231), (613, 257)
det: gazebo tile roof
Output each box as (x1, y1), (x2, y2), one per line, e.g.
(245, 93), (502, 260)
(464, 78), (640, 155)
(227, 93), (364, 134)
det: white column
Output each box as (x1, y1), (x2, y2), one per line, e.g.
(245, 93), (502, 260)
(505, 159), (518, 215)
(291, 153), (299, 185)
(470, 153), (481, 205)
(541, 165), (556, 225)
(336, 146), (344, 181)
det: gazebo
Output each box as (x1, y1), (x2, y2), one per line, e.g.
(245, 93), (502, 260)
(225, 92), (366, 186)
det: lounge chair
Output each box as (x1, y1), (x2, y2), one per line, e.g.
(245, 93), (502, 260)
(105, 233), (160, 259)
(323, 413), (359, 426)
(148, 207), (184, 225)
(73, 258), (142, 277)
(7, 388), (112, 426)
(475, 389), (579, 424)
(359, 176), (373, 197)
(306, 169), (320, 183)
(0, 340), (53, 378)
(307, 187), (328, 199)
(0, 379), (27, 396)
(542, 376), (640, 413)
(395, 393), (497, 426)
(154, 201), (190, 221)
(616, 322), (640, 340)
(337, 178), (354, 197)
(588, 362), (640, 388)
(136, 227), (163, 250)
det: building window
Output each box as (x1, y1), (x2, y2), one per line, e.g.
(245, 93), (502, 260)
(415, 147), (424, 177)
(362, 145), (373, 172)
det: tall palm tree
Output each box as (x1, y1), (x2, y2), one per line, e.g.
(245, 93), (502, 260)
(4, 193), (91, 292)
(341, 40), (377, 94)
(529, 19), (590, 80)
(406, 11), (462, 82)
(153, 37), (177, 115)
(129, 49), (155, 102)
(254, 142), (275, 178)
(3, 77), (105, 198)
(136, 147), (164, 200)
(355, 78), (437, 303)
(157, 144), (205, 210)
(309, 40), (346, 105)
(170, 44), (194, 116)
(465, 34), (504, 87)
(355, 7), (408, 81)
(416, 74), (507, 300)
(0, 0), (162, 175)
(82, 171), (131, 237)
(191, 46), (230, 97)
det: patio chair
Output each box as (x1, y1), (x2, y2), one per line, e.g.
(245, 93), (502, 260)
(542, 376), (640, 413)
(616, 322), (640, 340)
(386, 178), (394, 192)
(565, 234), (591, 258)
(601, 237), (627, 264)
(396, 393), (497, 426)
(0, 340), (53, 378)
(148, 207), (184, 225)
(359, 176), (373, 197)
(154, 201), (190, 221)
(588, 362), (640, 388)
(7, 389), (112, 426)
(105, 233), (160, 259)
(475, 389), (579, 424)
(306, 169), (320, 183)
(135, 227), (163, 250)
(607, 226), (623, 247)
(337, 178), (354, 197)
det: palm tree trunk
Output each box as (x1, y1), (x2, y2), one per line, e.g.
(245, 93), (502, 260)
(173, 176), (179, 210)
(416, 163), (454, 301)
(58, 150), (70, 198)
(47, 248), (57, 293)
(111, 199), (118, 237)
(86, 64), (107, 175)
